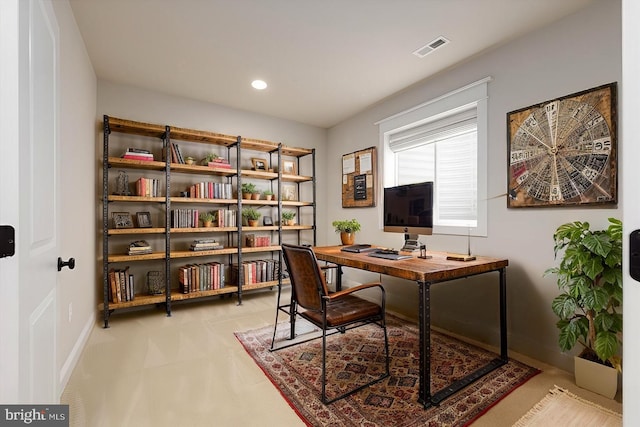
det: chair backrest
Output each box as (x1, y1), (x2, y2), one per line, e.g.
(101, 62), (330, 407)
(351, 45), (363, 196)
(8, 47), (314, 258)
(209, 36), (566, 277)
(281, 244), (330, 311)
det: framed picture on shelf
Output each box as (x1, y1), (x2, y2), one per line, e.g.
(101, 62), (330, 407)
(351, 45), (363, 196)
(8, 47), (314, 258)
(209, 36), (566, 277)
(136, 211), (152, 228)
(112, 212), (134, 229)
(282, 160), (296, 175)
(251, 158), (267, 171)
(282, 184), (297, 201)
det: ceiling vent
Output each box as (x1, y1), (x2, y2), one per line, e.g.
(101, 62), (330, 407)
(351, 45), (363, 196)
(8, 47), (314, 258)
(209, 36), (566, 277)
(413, 36), (450, 58)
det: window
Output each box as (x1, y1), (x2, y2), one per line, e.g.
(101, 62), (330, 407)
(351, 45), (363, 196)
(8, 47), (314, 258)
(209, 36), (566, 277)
(378, 78), (490, 236)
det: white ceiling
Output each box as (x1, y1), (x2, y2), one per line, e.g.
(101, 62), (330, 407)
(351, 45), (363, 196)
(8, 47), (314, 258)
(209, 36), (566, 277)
(69, 0), (595, 128)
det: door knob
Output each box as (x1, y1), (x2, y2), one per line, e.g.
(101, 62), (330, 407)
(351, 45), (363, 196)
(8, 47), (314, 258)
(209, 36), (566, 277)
(57, 257), (75, 271)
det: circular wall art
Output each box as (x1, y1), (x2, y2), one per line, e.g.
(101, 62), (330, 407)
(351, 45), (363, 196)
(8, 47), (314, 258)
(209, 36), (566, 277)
(507, 83), (617, 208)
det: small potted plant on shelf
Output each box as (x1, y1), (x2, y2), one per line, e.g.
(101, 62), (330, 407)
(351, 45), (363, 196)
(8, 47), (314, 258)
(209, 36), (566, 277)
(242, 207), (261, 226)
(263, 189), (274, 201)
(184, 156), (195, 165)
(241, 183), (256, 200)
(281, 210), (296, 226)
(200, 212), (215, 227)
(544, 217), (622, 398)
(251, 188), (261, 200)
(332, 219), (361, 245)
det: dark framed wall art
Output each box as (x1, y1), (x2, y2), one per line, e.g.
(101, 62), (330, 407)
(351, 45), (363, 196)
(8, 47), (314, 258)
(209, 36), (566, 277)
(507, 82), (617, 208)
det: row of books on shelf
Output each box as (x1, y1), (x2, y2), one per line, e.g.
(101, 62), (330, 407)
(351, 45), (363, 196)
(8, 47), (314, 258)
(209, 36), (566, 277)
(231, 259), (280, 285)
(245, 234), (271, 247)
(171, 208), (237, 228)
(179, 262), (226, 293)
(108, 267), (134, 303)
(190, 239), (224, 251)
(122, 147), (154, 161)
(135, 177), (161, 197)
(187, 182), (233, 199)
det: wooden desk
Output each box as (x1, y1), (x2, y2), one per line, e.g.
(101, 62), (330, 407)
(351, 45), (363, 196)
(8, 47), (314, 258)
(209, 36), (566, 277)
(313, 245), (509, 409)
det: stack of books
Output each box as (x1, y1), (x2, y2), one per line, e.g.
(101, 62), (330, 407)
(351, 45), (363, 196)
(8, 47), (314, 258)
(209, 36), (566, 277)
(122, 148), (154, 161)
(208, 158), (231, 169)
(190, 239), (223, 251)
(128, 240), (152, 255)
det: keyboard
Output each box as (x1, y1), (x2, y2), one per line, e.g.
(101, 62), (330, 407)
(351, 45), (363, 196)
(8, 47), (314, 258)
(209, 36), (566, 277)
(341, 244), (376, 253)
(368, 251), (412, 261)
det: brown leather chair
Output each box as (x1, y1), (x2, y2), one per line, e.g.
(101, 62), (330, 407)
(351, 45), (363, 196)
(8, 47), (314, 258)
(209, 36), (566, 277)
(270, 243), (389, 404)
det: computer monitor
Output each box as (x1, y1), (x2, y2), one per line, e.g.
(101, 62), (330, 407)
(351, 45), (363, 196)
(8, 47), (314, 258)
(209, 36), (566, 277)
(383, 182), (433, 250)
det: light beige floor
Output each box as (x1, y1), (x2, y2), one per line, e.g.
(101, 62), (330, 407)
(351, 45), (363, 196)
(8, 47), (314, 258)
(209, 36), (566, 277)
(61, 290), (622, 426)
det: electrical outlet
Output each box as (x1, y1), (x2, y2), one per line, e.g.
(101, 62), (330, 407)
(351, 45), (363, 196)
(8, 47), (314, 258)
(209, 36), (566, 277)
(68, 303), (72, 322)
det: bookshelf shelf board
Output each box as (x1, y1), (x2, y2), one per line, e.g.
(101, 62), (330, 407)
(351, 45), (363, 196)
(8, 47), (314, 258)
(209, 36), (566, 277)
(170, 248), (238, 258)
(108, 157), (167, 171)
(108, 195), (166, 203)
(240, 199), (278, 206)
(282, 200), (314, 207)
(169, 126), (237, 146)
(282, 225), (314, 231)
(170, 226), (237, 233)
(241, 225), (279, 231)
(108, 227), (165, 235)
(99, 294), (167, 311)
(242, 280), (279, 291)
(282, 174), (313, 183)
(170, 286), (238, 301)
(170, 197), (236, 205)
(240, 137), (279, 153)
(170, 163), (237, 176)
(107, 117), (166, 138)
(108, 252), (166, 263)
(240, 245), (281, 254)
(241, 169), (278, 180)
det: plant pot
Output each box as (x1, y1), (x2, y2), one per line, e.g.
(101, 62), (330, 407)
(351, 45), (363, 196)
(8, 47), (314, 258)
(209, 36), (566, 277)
(285, 219), (295, 226)
(202, 220), (213, 228)
(251, 193), (261, 200)
(247, 219), (259, 227)
(340, 232), (355, 245)
(265, 195), (274, 201)
(242, 192), (252, 200)
(574, 355), (618, 399)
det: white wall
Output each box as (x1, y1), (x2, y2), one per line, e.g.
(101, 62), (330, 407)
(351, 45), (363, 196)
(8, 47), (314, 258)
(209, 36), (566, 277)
(327, 0), (621, 372)
(51, 1), (97, 396)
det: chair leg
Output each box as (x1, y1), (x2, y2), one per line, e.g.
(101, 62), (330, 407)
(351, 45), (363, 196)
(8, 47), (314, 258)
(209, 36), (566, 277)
(269, 284), (283, 351)
(320, 316), (391, 404)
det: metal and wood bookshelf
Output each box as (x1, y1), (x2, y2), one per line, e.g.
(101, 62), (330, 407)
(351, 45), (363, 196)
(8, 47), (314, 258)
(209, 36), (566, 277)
(101, 115), (316, 327)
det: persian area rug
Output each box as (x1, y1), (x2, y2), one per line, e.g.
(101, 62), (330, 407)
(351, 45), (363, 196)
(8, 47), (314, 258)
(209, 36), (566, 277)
(235, 314), (540, 427)
(513, 385), (622, 427)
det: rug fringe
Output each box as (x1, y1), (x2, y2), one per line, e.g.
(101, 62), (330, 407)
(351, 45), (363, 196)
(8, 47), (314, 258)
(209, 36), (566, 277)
(512, 385), (622, 427)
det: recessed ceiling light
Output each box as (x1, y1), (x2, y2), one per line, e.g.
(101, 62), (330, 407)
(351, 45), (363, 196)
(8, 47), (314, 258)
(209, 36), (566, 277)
(251, 80), (267, 90)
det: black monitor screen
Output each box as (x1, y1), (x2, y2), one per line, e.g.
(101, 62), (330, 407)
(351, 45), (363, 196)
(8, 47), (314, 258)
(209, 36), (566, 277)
(383, 182), (433, 235)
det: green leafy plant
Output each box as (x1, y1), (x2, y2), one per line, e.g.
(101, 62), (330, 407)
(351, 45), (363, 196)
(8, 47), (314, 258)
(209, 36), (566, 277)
(263, 189), (274, 196)
(332, 219), (361, 234)
(281, 210), (296, 221)
(242, 207), (261, 221)
(241, 183), (256, 194)
(200, 212), (215, 222)
(201, 153), (219, 164)
(544, 218), (622, 371)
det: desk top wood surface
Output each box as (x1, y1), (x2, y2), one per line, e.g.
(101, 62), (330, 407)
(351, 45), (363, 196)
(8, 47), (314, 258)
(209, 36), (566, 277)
(313, 246), (508, 283)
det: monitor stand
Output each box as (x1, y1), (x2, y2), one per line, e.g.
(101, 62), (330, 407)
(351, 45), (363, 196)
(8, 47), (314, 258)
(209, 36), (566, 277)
(401, 233), (420, 252)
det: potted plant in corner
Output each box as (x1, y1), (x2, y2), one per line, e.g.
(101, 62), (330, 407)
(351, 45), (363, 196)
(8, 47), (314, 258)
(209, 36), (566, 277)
(544, 217), (622, 398)
(281, 210), (296, 226)
(242, 207), (261, 227)
(332, 219), (361, 245)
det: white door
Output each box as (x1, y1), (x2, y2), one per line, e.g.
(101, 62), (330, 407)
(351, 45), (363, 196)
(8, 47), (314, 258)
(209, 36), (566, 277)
(0, 0), (60, 403)
(623, 0), (640, 423)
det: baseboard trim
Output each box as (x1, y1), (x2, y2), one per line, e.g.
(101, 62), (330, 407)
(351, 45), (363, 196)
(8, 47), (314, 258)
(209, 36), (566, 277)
(57, 315), (94, 401)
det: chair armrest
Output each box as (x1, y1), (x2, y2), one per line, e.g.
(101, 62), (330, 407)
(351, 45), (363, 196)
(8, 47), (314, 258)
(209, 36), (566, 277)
(325, 282), (384, 301)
